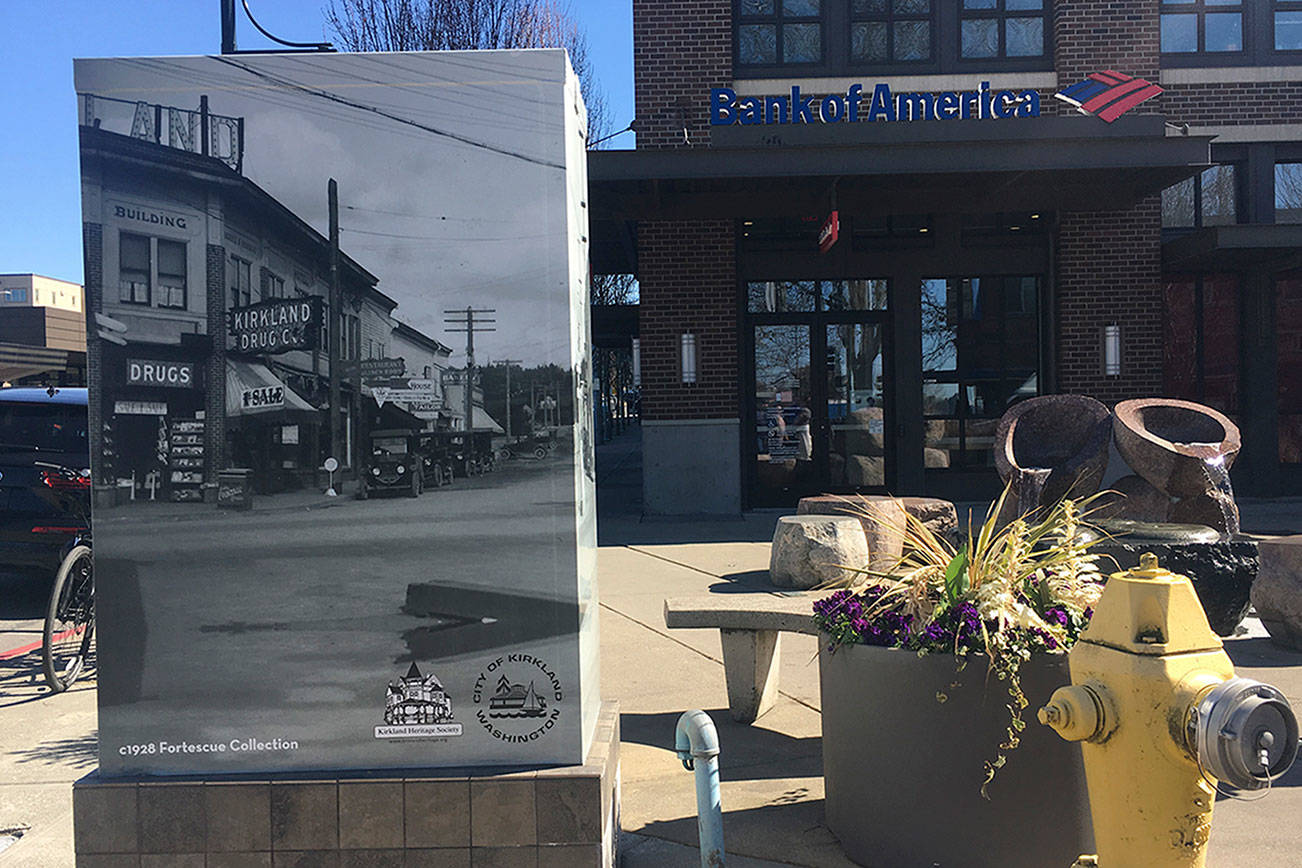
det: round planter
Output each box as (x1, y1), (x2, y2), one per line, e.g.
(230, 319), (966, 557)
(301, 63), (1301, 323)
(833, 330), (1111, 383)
(819, 640), (1093, 868)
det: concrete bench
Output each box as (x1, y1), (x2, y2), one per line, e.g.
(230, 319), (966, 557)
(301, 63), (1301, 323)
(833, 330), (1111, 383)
(664, 593), (825, 724)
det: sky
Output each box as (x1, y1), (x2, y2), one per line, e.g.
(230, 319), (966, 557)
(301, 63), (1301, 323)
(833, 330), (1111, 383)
(0, 0), (634, 288)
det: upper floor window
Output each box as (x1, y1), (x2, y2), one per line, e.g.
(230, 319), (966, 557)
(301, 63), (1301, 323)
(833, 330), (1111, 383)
(157, 240), (187, 309)
(120, 234), (151, 305)
(1161, 0), (1244, 54)
(738, 0), (824, 65)
(230, 256), (252, 309)
(851, 0), (932, 64)
(734, 0), (1050, 73)
(960, 0), (1046, 60)
(1278, 1), (1302, 49)
(1, 288), (28, 303)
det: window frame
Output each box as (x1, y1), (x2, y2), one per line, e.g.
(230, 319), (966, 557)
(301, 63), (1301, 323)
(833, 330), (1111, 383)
(733, 0), (1053, 77)
(230, 256), (253, 309)
(156, 238), (188, 310)
(1161, 163), (1242, 230)
(736, 0), (827, 69)
(849, 0), (936, 68)
(957, 0), (1051, 64)
(118, 232), (153, 306)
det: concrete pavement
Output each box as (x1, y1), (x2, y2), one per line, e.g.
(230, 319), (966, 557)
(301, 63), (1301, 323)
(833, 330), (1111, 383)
(1, 424), (1301, 865)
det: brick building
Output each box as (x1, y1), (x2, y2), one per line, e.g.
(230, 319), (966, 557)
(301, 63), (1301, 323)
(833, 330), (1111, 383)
(590, 0), (1302, 513)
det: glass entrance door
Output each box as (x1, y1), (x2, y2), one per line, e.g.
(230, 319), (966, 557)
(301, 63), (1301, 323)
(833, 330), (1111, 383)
(747, 280), (890, 507)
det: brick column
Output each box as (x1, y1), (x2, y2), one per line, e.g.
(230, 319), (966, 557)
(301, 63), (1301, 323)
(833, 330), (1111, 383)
(1055, 198), (1164, 403)
(633, 0), (731, 149)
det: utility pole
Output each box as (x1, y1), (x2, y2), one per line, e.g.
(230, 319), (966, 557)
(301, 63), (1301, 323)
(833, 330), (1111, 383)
(444, 307), (496, 472)
(328, 179), (341, 474)
(495, 359), (523, 438)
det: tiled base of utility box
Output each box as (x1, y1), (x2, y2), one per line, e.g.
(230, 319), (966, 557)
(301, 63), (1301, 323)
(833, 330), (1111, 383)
(73, 701), (620, 867)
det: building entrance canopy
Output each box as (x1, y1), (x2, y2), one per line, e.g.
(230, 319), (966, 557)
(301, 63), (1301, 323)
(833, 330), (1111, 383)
(589, 115), (1211, 272)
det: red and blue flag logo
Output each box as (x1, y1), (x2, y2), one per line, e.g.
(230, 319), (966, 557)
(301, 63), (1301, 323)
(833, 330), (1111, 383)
(1054, 71), (1163, 123)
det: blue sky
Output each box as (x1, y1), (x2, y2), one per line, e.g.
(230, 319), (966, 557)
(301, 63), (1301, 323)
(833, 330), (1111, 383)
(0, 0), (634, 286)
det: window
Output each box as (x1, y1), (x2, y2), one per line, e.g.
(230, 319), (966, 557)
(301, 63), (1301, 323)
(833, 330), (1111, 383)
(339, 312), (361, 360)
(851, 0), (932, 64)
(737, 0), (823, 65)
(157, 240), (187, 309)
(960, 0), (1047, 60)
(747, 279), (888, 312)
(1161, 165), (1239, 228)
(230, 257), (252, 309)
(1277, 163), (1302, 222)
(120, 233), (151, 305)
(1279, 1), (1302, 49)
(1161, 0), (1244, 54)
(921, 276), (1040, 469)
(1, 288), (28, 303)
(263, 272), (285, 299)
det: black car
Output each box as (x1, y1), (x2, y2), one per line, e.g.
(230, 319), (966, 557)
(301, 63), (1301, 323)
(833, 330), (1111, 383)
(0, 387), (91, 574)
(358, 429), (422, 499)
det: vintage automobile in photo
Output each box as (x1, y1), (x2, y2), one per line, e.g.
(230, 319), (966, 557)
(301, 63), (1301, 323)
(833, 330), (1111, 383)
(358, 428), (422, 499)
(416, 432), (455, 489)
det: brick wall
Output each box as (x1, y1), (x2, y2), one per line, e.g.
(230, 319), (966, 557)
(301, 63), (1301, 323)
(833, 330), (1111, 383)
(205, 243), (227, 485)
(1056, 198), (1165, 403)
(84, 222), (104, 483)
(1054, 0), (1160, 90)
(1162, 82), (1302, 126)
(633, 0), (731, 149)
(636, 220), (738, 420)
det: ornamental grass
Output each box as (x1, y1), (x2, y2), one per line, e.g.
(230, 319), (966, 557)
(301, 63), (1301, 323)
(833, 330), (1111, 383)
(811, 486), (1108, 796)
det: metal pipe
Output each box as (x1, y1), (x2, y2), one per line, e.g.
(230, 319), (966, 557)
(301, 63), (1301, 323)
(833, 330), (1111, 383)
(675, 709), (725, 867)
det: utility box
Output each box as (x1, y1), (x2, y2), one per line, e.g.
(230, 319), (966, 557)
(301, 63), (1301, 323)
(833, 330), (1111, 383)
(76, 50), (598, 775)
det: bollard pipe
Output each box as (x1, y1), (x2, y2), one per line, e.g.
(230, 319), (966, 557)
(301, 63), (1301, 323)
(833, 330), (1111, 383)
(675, 709), (725, 868)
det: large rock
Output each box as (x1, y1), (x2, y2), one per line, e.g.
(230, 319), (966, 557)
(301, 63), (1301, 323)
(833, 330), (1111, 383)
(995, 395), (1112, 509)
(846, 455), (885, 487)
(1252, 535), (1302, 651)
(1113, 398), (1240, 498)
(899, 496), (959, 547)
(797, 495), (907, 573)
(1094, 474), (1171, 523)
(769, 515), (870, 589)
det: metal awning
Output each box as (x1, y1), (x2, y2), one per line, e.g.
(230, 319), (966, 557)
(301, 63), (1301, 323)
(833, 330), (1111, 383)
(1162, 224), (1302, 272)
(589, 115), (1212, 273)
(225, 359), (317, 423)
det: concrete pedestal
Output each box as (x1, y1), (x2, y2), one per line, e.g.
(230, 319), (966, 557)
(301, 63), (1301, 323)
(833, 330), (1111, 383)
(73, 701), (621, 867)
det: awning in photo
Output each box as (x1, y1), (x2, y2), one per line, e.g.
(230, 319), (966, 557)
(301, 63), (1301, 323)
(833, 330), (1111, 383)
(225, 358), (318, 423)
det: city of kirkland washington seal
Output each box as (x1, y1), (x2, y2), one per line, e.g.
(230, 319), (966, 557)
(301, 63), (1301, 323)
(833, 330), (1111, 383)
(472, 654), (563, 743)
(374, 662), (463, 739)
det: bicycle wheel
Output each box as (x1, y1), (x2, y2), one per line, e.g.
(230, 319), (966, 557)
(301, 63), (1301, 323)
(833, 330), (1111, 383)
(43, 545), (94, 693)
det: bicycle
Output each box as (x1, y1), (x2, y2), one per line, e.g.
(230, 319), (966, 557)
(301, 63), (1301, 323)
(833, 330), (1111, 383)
(37, 462), (94, 693)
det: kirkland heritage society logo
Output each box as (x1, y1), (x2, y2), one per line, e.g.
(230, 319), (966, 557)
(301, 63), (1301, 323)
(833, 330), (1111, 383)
(375, 662), (463, 739)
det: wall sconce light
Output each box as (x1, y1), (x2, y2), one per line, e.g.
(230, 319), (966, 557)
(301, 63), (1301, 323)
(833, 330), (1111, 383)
(680, 333), (697, 384)
(1102, 324), (1122, 376)
(631, 338), (641, 387)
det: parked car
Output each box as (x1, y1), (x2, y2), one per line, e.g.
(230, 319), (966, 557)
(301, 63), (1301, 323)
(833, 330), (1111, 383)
(358, 429), (422, 499)
(416, 432), (455, 489)
(0, 387), (91, 574)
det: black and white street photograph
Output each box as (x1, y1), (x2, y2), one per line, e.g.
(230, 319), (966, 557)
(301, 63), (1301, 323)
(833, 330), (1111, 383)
(75, 50), (598, 774)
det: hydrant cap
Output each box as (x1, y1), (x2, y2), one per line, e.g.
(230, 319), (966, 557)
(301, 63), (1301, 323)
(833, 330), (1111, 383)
(1083, 553), (1222, 655)
(1194, 678), (1300, 789)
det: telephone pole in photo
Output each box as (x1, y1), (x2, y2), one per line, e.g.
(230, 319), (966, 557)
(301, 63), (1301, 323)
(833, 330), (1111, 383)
(444, 307), (496, 473)
(495, 359), (523, 438)
(328, 179), (342, 485)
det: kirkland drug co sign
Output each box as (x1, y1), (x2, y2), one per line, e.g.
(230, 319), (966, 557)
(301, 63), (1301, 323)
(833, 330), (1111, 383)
(710, 82), (1041, 126)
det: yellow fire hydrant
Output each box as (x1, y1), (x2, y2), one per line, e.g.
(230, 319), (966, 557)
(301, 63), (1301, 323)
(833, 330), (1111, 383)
(1039, 553), (1298, 868)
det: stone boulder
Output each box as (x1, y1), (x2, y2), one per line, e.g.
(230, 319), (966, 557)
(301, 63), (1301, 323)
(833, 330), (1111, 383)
(899, 496), (960, 547)
(769, 515), (870, 590)
(797, 495), (907, 573)
(1170, 491), (1240, 536)
(1094, 474), (1171, 523)
(1252, 536), (1302, 651)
